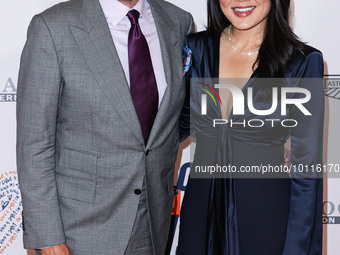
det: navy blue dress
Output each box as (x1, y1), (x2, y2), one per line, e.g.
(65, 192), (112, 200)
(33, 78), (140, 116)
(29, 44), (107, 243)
(178, 32), (324, 255)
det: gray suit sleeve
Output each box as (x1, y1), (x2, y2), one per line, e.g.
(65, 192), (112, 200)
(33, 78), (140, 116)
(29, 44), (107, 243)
(187, 13), (195, 34)
(16, 15), (66, 249)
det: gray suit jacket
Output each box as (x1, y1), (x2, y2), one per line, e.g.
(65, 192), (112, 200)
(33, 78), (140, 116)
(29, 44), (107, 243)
(16, 0), (193, 254)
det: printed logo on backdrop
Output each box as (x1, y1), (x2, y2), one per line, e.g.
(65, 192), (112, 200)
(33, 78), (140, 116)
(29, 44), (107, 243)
(324, 75), (340, 100)
(323, 200), (340, 224)
(166, 162), (191, 255)
(0, 78), (17, 103)
(0, 171), (22, 254)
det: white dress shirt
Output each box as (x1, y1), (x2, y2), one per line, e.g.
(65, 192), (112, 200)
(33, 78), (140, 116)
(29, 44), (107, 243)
(99, 0), (168, 106)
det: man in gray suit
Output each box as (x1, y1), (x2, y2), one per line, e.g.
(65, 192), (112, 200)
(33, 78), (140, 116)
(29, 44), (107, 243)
(16, 0), (193, 254)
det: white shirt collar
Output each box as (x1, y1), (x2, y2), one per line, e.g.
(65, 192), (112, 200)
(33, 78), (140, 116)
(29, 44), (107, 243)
(99, 0), (151, 27)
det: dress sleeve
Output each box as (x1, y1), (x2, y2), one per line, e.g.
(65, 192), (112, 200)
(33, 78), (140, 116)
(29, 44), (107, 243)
(282, 51), (324, 255)
(179, 40), (193, 142)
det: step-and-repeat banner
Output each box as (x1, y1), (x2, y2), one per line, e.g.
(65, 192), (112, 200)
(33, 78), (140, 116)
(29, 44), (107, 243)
(0, 0), (339, 254)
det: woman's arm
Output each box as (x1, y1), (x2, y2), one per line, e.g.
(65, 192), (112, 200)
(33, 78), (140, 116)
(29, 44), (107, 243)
(283, 50), (324, 255)
(179, 43), (193, 142)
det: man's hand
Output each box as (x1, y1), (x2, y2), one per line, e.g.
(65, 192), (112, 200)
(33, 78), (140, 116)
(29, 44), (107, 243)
(283, 137), (291, 178)
(284, 148), (291, 168)
(41, 244), (72, 255)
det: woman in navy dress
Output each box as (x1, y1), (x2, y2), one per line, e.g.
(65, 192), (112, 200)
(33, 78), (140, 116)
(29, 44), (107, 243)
(178, 0), (324, 254)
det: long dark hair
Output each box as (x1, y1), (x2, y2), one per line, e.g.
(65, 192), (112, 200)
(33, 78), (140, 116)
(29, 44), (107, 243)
(208, 0), (308, 96)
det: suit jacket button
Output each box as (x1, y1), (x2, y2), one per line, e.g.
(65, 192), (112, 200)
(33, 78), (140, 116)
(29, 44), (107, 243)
(145, 150), (150, 156)
(134, 189), (142, 195)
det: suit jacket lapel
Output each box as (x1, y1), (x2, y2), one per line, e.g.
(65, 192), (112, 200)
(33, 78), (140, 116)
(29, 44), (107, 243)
(71, 0), (183, 147)
(70, 0), (145, 144)
(146, 0), (182, 149)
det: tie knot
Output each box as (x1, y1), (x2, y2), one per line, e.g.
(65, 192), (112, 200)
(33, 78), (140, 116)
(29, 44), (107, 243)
(127, 10), (140, 25)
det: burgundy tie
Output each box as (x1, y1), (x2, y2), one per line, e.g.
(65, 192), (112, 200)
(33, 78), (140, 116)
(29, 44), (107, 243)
(127, 10), (159, 144)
